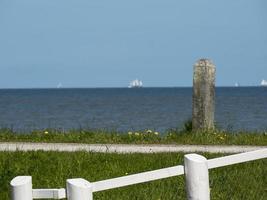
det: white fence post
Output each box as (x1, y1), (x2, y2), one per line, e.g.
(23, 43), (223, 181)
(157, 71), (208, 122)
(184, 154), (210, 200)
(66, 178), (93, 200)
(10, 176), (33, 200)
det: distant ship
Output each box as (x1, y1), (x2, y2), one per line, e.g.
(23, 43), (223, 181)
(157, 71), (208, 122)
(128, 79), (143, 88)
(234, 82), (240, 87)
(260, 79), (267, 87)
(57, 82), (62, 89)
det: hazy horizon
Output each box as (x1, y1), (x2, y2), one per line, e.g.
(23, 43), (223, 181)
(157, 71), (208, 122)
(0, 85), (266, 90)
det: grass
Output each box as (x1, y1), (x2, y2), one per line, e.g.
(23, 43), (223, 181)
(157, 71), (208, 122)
(0, 128), (267, 145)
(0, 151), (266, 200)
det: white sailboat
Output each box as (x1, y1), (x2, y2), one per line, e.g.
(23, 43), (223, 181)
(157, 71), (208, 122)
(128, 79), (143, 88)
(57, 82), (62, 89)
(260, 79), (267, 86)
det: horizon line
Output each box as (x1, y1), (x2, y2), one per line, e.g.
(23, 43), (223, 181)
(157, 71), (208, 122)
(0, 85), (265, 90)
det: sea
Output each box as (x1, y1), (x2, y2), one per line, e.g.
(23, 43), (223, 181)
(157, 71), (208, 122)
(0, 87), (266, 133)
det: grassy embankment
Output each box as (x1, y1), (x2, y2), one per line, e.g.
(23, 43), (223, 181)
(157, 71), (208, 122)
(0, 127), (266, 145)
(0, 151), (266, 200)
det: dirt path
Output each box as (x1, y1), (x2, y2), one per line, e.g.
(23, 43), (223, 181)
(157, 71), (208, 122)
(0, 142), (266, 153)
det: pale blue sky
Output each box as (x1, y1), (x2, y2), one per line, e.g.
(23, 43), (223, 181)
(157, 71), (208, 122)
(0, 0), (266, 88)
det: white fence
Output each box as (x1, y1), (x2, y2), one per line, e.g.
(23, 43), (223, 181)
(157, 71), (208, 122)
(10, 148), (267, 200)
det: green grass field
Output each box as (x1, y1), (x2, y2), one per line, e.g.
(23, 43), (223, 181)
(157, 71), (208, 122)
(0, 151), (266, 200)
(0, 128), (266, 145)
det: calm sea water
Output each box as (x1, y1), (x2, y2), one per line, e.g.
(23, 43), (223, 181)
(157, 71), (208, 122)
(0, 87), (266, 132)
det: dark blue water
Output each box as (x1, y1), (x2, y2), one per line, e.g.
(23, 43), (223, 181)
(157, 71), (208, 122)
(0, 87), (266, 132)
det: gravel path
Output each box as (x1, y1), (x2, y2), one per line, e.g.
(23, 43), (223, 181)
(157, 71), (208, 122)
(0, 142), (266, 153)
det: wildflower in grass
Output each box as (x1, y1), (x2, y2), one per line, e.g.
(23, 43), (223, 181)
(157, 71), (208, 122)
(135, 132), (140, 136)
(154, 132), (159, 135)
(219, 136), (224, 140)
(146, 129), (153, 134)
(125, 172), (128, 175)
(44, 131), (49, 134)
(128, 131), (133, 135)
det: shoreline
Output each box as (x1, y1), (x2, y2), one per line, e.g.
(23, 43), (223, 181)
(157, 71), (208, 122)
(1, 129), (267, 146)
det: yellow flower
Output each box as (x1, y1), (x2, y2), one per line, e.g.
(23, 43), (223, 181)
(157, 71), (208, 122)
(135, 132), (140, 136)
(128, 131), (133, 135)
(219, 136), (224, 140)
(154, 132), (159, 135)
(125, 172), (128, 175)
(44, 131), (49, 134)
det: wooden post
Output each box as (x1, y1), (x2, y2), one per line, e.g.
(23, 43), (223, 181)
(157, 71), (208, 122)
(10, 176), (33, 200)
(192, 59), (215, 130)
(184, 154), (210, 200)
(67, 178), (93, 200)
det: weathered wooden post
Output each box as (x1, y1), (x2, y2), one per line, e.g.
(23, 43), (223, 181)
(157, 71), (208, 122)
(192, 59), (215, 130)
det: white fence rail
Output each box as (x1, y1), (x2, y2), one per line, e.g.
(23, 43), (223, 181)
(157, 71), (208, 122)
(32, 189), (66, 199)
(92, 165), (184, 192)
(10, 148), (267, 200)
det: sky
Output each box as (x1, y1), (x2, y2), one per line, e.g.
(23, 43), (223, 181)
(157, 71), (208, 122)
(0, 0), (267, 88)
